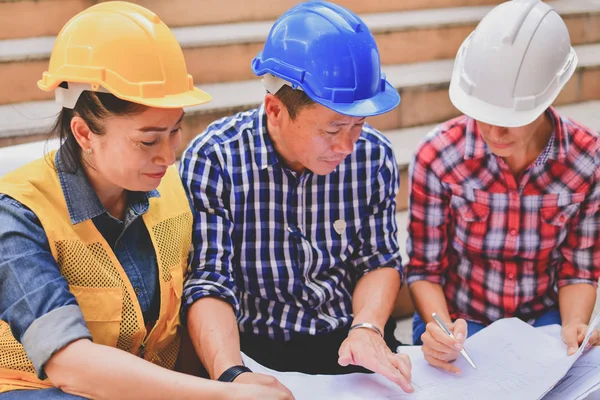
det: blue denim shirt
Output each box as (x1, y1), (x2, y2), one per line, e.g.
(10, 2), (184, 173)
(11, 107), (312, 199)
(0, 150), (160, 378)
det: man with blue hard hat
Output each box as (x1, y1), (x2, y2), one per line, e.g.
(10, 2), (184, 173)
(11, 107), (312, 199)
(180, 1), (413, 393)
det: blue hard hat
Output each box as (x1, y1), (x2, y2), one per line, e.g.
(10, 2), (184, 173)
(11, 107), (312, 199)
(251, 1), (400, 117)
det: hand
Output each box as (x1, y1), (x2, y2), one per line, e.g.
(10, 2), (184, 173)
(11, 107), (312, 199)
(562, 323), (600, 356)
(421, 318), (467, 374)
(338, 328), (413, 393)
(234, 372), (294, 399)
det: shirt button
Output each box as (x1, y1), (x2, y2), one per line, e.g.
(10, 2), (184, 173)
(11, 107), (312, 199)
(510, 229), (517, 236)
(508, 273), (515, 280)
(134, 287), (140, 295)
(559, 215), (566, 223)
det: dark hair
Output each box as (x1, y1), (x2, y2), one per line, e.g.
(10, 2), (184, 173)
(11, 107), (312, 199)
(50, 86), (147, 173)
(274, 85), (315, 120)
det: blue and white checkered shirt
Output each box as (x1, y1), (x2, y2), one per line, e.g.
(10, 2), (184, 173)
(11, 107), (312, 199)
(180, 105), (403, 340)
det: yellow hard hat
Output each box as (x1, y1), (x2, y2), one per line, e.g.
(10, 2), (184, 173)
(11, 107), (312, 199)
(38, 1), (211, 108)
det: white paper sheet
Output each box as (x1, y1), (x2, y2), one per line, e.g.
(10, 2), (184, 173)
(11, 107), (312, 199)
(242, 314), (600, 400)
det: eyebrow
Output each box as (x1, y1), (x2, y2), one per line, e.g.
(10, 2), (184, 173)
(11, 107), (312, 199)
(137, 112), (185, 133)
(329, 117), (366, 127)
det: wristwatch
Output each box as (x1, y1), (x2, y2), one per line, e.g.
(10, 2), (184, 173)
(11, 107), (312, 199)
(217, 365), (252, 382)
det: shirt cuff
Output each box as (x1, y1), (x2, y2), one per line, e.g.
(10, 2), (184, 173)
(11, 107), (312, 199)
(406, 272), (445, 286)
(557, 278), (599, 289)
(21, 304), (92, 379)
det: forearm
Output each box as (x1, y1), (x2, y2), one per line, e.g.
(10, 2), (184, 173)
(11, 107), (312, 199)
(352, 268), (401, 330)
(409, 280), (450, 323)
(45, 339), (234, 400)
(187, 297), (243, 379)
(559, 283), (597, 326)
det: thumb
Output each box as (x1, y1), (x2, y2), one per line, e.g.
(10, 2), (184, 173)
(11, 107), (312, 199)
(338, 343), (354, 367)
(452, 319), (468, 342)
(563, 328), (579, 356)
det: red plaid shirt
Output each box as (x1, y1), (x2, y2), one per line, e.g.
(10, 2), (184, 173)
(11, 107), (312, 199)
(406, 107), (600, 325)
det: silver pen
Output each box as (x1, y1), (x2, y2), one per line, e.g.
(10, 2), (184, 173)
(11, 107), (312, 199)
(431, 313), (477, 370)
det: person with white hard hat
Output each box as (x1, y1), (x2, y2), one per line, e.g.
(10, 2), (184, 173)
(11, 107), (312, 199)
(180, 1), (414, 393)
(0, 2), (291, 399)
(406, 0), (600, 374)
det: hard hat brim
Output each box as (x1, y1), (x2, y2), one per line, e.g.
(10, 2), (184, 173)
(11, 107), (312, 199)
(128, 86), (212, 109)
(38, 79), (212, 109)
(311, 81), (401, 118)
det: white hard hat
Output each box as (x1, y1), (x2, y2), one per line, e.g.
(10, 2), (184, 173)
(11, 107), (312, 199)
(449, 0), (577, 127)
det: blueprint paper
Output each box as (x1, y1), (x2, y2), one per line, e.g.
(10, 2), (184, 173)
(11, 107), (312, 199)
(242, 314), (600, 400)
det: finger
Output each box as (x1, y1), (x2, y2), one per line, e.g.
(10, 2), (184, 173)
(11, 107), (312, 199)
(450, 319), (468, 342)
(422, 330), (460, 356)
(577, 326), (587, 344)
(427, 322), (463, 351)
(371, 357), (414, 393)
(424, 354), (461, 375)
(422, 345), (458, 362)
(389, 353), (412, 382)
(337, 343), (354, 367)
(588, 330), (600, 347)
(563, 328), (579, 355)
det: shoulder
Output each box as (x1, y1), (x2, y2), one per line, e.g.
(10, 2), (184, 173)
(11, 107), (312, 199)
(560, 113), (600, 159)
(181, 108), (259, 162)
(415, 116), (469, 166)
(357, 124), (395, 162)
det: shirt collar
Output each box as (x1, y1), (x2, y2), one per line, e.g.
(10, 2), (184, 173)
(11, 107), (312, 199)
(463, 107), (566, 163)
(55, 148), (160, 225)
(253, 104), (288, 170)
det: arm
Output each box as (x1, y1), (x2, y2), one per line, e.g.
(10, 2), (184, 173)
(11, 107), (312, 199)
(0, 196), (265, 400)
(405, 140), (468, 373)
(179, 148), (243, 378)
(557, 160), (600, 354)
(46, 339), (240, 400)
(559, 284), (599, 355)
(337, 145), (413, 392)
(179, 147), (291, 394)
(351, 268), (400, 332)
(405, 142), (451, 319)
(187, 298), (243, 379)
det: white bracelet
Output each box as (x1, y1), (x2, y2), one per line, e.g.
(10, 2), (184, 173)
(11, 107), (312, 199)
(348, 322), (384, 338)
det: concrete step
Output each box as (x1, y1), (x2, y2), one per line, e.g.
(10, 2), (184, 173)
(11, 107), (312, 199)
(0, 0), (598, 105)
(0, 0), (505, 40)
(3, 41), (598, 150)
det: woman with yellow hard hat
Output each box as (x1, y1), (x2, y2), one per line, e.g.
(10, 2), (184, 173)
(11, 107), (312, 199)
(0, 2), (292, 399)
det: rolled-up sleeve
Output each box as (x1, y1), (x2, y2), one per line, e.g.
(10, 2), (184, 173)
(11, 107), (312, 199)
(179, 147), (239, 318)
(0, 195), (91, 379)
(350, 146), (403, 279)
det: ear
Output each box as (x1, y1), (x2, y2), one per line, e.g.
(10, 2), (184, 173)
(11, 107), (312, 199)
(264, 93), (287, 128)
(70, 116), (94, 152)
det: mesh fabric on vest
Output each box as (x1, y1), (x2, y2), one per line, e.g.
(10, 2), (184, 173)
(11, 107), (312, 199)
(153, 213), (192, 281)
(56, 240), (142, 354)
(0, 323), (35, 373)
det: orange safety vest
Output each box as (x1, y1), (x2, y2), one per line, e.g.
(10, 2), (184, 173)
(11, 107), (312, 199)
(0, 153), (192, 392)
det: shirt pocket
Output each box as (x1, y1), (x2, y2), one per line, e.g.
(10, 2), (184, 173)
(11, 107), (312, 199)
(69, 285), (123, 348)
(450, 196), (491, 254)
(538, 202), (581, 249)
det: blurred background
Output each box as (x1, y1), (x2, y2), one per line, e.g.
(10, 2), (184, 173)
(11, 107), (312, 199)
(0, 0), (599, 343)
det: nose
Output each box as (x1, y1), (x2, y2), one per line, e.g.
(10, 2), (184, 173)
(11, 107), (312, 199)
(154, 134), (179, 166)
(332, 132), (356, 156)
(488, 125), (508, 142)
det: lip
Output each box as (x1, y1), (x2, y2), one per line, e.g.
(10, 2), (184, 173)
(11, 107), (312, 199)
(488, 142), (512, 150)
(321, 158), (345, 165)
(145, 170), (167, 179)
